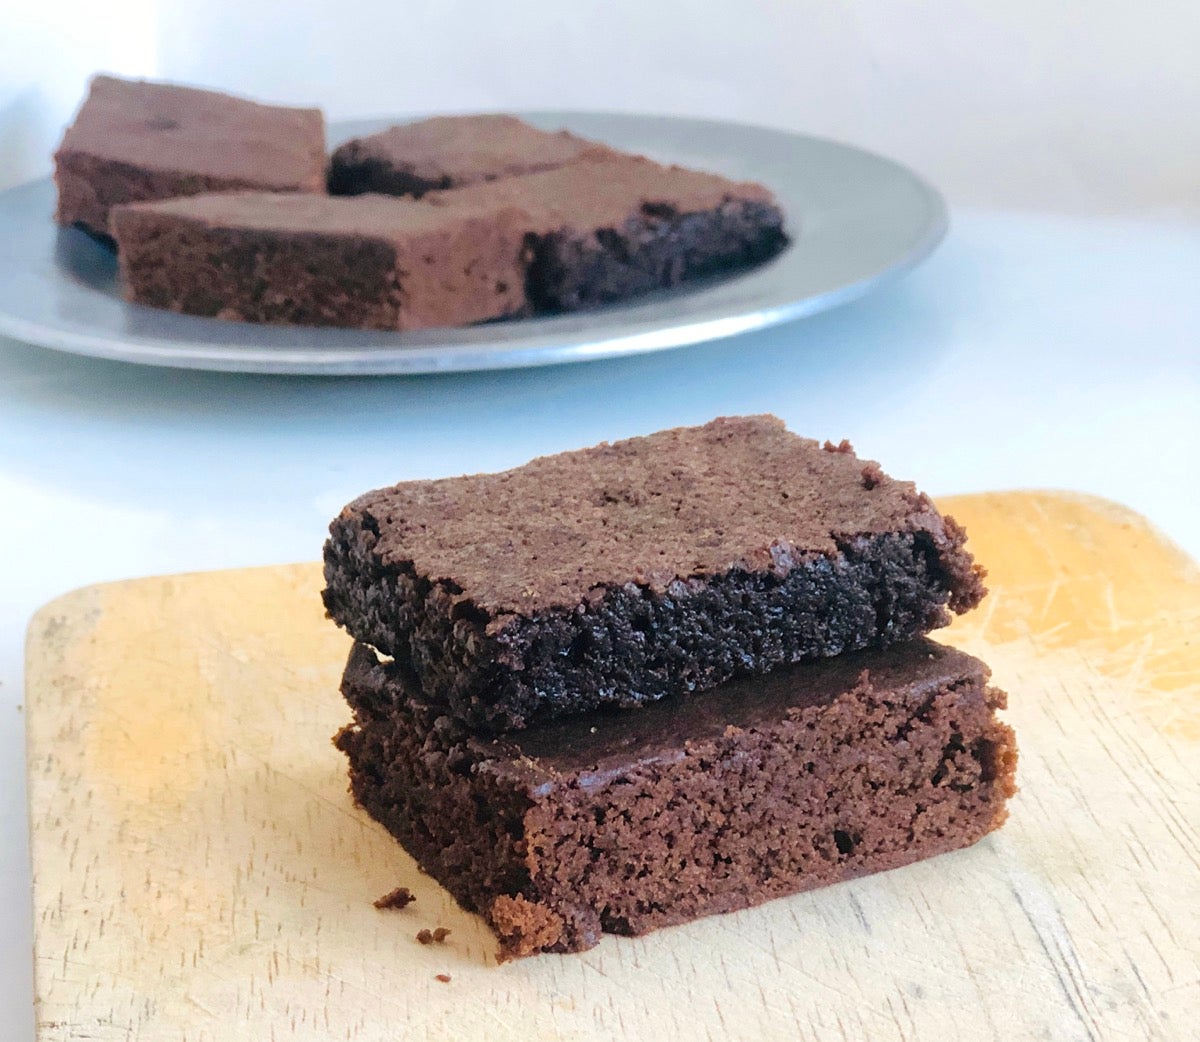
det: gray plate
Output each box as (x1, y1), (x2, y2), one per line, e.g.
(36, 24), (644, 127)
(0, 113), (946, 375)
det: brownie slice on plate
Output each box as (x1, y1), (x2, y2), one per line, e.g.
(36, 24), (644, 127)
(430, 153), (788, 312)
(111, 191), (530, 330)
(54, 75), (325, 242)
(328, 114), (603, 197)
(113, 157), (787, 327)
(335, 638), (1016, 959)
(323, 416), (986, 731)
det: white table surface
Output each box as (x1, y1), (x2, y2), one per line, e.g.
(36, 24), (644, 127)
(1, 208), (1197, 1034)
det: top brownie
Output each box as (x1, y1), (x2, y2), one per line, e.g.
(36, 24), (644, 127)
(327, 114), (603, 197)
(54, 75), (326, 239)
(323, 416), (986, 731)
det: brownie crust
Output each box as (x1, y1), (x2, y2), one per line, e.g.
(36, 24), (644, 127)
(335, 638), (1017, 958)
(54, 75), (325, 240)
(323, 416), (987, 730)
(328, 114), (603, 198)
(111, 191), (530, 329)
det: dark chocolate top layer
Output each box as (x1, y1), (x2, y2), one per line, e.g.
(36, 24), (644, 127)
(339, 415), (975, 616)
(347, 638), (987, 789)
(57, 75), (325, 188)
(331, 115), (601, 185)
(429, 152), (777, 233)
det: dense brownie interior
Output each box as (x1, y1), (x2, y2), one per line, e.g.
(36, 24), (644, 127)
(323, 417), (986, 730)
(335, 638), (1016, 958)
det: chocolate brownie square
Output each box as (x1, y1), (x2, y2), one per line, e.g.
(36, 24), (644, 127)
(114, 150), (787, 326)
(111, 191), (529, 329)
(432, 153), (788, 311)
(335, 638), (1016, 958)
(323, 416), (987, 731)
(327, 114), (603, 198)
(54, 75), (325, 241)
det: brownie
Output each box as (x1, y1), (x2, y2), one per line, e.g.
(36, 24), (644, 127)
(323, 416), (987, 731)
(328, 114), (604, 198)
(334, 637), (1017, 959)
(429, 153), (788, 312)
(54, 75), (325, 242)
(110, 191), (530, 329)
(115, 153), (786, 326)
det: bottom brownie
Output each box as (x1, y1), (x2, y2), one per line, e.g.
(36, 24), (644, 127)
(335, 639), (1016, 959)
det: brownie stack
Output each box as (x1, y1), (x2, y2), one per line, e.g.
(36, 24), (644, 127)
(323, 416), (1017, 959)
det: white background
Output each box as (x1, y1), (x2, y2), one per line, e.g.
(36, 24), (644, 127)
(1, 3), (1198, 1036)
(3, 1), (1199, 216)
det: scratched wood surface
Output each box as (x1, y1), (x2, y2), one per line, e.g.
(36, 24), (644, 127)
(25, 491), (1200, 1042)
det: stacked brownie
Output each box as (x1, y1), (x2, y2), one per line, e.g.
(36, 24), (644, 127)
(324, 416), (1017, 959)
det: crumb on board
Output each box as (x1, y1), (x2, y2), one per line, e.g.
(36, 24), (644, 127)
(435, 973), (452, 983)
(373, 886), (415, 910)
(417, 927), (452, 945)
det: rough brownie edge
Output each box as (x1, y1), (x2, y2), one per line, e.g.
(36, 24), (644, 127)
(524, 196), (786, 312)
(327, 151), (452, 199)
(334, 638), (1017, 959)
(322, 417), (987, 731)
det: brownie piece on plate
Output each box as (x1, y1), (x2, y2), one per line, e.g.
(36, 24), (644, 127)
(111, 191), (530, 329)
(432, 153), (788, 311)
(114, 152), (786, 326)
(54, 75), (325, 242)
(323, 416), (987, 731)
(328, 114), (603, 197)
(335, 638), (1016, 959)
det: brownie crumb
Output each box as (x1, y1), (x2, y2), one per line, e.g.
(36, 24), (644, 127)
(416, 927), (451, 945)
(489, 895), (567, 961)
(434, 973), (452, 983)
(861, 462), (884, 490)
(373, 886), (415, 910)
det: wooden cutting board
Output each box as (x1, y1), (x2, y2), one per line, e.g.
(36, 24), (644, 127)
(25, 491), (1200, 1042)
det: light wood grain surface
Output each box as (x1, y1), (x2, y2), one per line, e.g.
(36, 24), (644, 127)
(25, 491), (1200, 1041)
